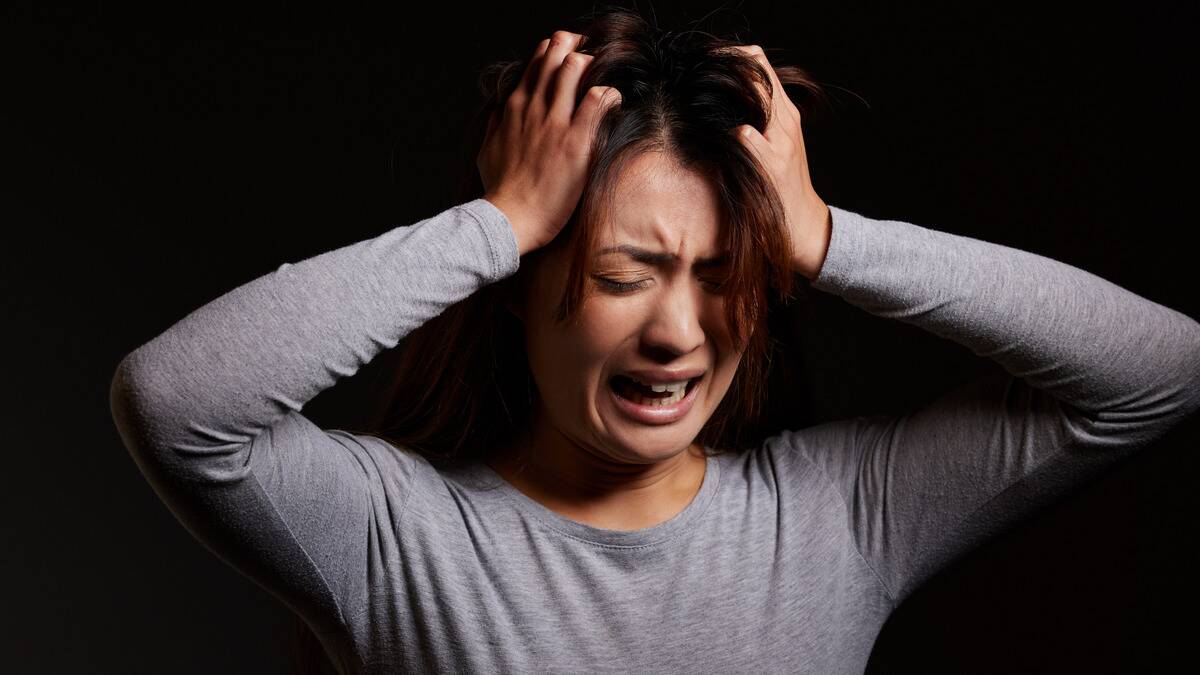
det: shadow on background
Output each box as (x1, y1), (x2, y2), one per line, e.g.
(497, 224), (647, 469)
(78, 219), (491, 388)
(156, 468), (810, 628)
(2, 2), (1195, 672)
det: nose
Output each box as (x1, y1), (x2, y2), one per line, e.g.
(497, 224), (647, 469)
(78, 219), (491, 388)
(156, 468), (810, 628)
(640, 281), (707, 359)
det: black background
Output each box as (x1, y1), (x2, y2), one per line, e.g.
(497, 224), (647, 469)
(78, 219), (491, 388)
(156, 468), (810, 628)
(3, 2), (1197, 672)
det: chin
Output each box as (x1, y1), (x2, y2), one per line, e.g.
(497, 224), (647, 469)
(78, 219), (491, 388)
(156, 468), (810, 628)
(605, 427), (700, 463)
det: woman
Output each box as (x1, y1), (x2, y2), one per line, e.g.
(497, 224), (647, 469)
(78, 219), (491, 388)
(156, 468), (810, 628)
(109, 8), (1200, 674)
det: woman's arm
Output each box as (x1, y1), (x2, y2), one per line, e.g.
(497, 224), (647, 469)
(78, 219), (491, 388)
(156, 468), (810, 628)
(782, 204), (1200, 607)
(109, 29), (616, 653)
(108, 198), (520, 644)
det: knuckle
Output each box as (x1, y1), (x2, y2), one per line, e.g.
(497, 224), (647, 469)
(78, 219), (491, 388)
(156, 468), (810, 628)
(564, 52), (588, 67)
(566, 133), (590, 157)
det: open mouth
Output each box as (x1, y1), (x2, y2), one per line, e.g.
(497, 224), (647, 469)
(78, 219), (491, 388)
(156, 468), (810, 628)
(608, 374), (702, 407)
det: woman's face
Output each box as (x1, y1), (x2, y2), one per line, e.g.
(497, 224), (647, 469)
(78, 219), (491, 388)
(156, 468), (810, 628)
(513, 150), (743, 466)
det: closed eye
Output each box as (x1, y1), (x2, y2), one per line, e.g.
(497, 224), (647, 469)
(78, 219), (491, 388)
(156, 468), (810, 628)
(594, 276), (649, 293)
(593, 275), (726, 294)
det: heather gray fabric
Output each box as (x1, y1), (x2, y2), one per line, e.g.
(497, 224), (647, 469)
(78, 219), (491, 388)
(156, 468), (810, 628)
(109, 197), (1200, 674)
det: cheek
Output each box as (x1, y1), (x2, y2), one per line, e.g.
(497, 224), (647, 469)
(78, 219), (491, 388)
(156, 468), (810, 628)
(705, 296), (735, 342)
(524, 303), (630, 400)
(716, 349), (744, 387)
(575, 301), (640, 358)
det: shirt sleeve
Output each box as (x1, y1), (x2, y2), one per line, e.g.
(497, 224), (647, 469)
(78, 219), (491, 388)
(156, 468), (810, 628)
(783, 204), (1200, 608)
(108, 197), (521, 641)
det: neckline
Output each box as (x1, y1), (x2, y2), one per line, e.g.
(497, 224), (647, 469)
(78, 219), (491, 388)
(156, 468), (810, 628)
(471, 450), (723, 548)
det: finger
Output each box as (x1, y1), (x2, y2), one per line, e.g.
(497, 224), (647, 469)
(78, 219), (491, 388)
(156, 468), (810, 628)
(531, 31), (586, 112)
(732, 123), (771, 167)
(572, 85), (621, 140)
(731, 45), (785, 105)
(729, 45), (796, 139)
(549, 51), (593, 121)
(519, 38), (552, 95)
(726, 45), (773, 106)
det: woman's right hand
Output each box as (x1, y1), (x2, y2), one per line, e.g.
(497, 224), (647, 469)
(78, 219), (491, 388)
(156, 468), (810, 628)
(477, 30), (622, 256)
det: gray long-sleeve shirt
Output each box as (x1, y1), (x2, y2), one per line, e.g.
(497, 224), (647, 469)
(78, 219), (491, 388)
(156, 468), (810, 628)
(109, 197), (1200, 674)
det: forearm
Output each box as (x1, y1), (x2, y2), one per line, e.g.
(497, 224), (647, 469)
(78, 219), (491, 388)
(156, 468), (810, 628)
(482, 191), (544, 257)
(111, 198), (521, 454)
(811, 205), (1200, 427)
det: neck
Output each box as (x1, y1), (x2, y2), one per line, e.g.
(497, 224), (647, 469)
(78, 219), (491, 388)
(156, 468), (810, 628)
(488, 403), (707, 528)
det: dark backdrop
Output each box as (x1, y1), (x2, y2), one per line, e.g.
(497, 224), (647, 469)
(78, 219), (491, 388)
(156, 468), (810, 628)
(3, 2), (1196, 673)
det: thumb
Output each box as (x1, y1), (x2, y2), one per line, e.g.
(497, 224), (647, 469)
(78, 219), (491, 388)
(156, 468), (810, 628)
(732, 123), (769, 165)
(575, 86), (622, 133)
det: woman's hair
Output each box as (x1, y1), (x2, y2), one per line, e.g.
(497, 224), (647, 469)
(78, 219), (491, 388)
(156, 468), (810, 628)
(293, 6), (831, 670)
(349, 5), (831, 470)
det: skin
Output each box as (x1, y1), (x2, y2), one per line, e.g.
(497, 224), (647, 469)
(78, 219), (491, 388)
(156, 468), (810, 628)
(477, 31), (832, 530)
(728, 44), (832, 280)
(489, 150), (735, 530)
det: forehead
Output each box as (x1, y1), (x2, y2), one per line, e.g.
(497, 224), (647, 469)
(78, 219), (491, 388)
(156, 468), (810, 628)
(597, 151), (724, 259)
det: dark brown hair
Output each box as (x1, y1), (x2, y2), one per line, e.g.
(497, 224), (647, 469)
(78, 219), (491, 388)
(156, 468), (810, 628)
(360, 6), (828, 470)
(293, 6), (829, 670)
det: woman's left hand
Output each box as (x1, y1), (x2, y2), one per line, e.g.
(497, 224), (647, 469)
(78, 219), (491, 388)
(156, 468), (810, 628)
(729, 45), (832, 281)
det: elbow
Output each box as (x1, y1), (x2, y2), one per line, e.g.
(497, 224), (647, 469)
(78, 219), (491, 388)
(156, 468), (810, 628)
(109, 349), (165, 468)
(1084, 325), (1200, 449)
(109, 347), (163, 438)
(109, 348), (259, 486)
(109, 350), (138, 407)
(109, 350), (141, 441)
(1162, 315), (1200, 422)
(109, 348), (190, 475)
(1176, 328), (1200, 422)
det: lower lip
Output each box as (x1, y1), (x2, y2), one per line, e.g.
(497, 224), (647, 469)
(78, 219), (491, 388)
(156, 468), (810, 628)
(608, 376), (700, 425)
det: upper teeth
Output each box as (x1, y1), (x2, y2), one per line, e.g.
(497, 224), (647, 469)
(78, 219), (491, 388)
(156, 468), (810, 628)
(630, 376), (692, 393)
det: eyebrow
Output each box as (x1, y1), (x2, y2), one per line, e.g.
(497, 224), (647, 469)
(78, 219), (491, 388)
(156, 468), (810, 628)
(597, 245), (731, 269)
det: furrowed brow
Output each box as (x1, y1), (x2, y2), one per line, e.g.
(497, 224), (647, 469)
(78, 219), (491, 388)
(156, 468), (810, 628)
(598, 245), (730, 269)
